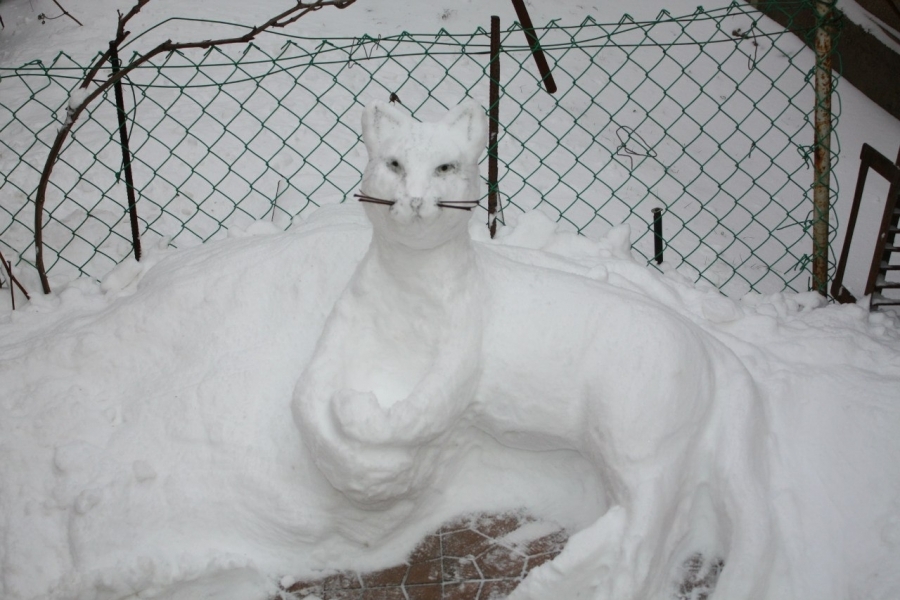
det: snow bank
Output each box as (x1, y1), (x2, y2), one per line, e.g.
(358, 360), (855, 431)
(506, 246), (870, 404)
(0, 207), (610, 600)
(1, 201), (898, 600)
(1, 1), (899, 598)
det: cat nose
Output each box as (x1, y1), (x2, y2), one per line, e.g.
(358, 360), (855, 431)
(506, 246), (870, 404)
(410, 197), (423, 210)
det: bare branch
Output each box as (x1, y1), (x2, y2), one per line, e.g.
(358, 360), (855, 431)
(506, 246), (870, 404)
(52, 0), (84, 27)
(34, 0), (357, 293)
(117, 0), (152, 41)
(79, 0), (150, 90)
(0, 249), (30, 310)
(275, 6), (319, 29)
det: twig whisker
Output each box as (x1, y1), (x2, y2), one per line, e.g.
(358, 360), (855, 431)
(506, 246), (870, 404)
(436, 203), (477, 211)
(354, 193), (395, 206)
(355, 193), (480, 211)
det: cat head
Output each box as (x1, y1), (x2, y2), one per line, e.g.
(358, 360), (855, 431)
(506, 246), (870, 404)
(360, 100), (488, 249)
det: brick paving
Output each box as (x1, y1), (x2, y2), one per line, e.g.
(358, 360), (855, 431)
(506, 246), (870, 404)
(283, 511), (568, 600)
(677, 554), (724, 600)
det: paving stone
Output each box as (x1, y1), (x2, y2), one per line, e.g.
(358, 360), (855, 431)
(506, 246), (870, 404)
(327, 589), (364, 600)
(442, 581), (481, 600)
(479, 579), (521, 599)
(520, 530), (568, 556)
(285, 581), (324, 597)
(405, 559), (442, 585)
(475, 546), (526, 580)
(473, 512), (529, 540)
(409, 534), (441, 563)
(404, 583), (442, 600)
(278, 511), (570, 600)
(360, 587), (406, 600)
(677, 553), (724, 600)
(439, 515), (474, 534)
(325, 572), (363, 590)
(361, 564), (408, 588)
(441, 528), (493, 558)
(442, 556), (481, 583)
(279, 522), (726, 599)
(524, 550), (561, 571)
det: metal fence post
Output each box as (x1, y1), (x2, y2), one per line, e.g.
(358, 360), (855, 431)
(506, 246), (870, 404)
(510, 0), (557, 94)
(488, 15), (500, 238)
(110, 42), (142, 262)
(812, 0), (836, 295)
(652, 207), (664, 264)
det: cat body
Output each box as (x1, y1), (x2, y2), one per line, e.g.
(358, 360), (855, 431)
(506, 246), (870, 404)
(474, 255), (773, 599)
(292, 101), (774, 599)
(293, 101), (487, 505)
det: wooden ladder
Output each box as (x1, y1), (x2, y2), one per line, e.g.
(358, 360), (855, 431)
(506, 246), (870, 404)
(874, 183), (900, 309)
(831, 143), (900, 309)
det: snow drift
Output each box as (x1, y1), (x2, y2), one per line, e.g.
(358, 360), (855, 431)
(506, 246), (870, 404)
(0, 103), (899, 600)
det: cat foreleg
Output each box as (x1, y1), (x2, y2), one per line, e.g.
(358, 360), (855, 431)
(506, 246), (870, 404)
(331, 331), (481, 446)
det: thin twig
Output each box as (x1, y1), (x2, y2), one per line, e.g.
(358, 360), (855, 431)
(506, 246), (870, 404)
(52, 0), (83, 26)
(271, 179), (287, 221)
(0, 249), (30, 310)
(437, 203), (479, 211)
(354, 193), (480, 211)
(78, 0), (151, 92)
(355, 193), (395, 206)
(3, 260), (11, 310)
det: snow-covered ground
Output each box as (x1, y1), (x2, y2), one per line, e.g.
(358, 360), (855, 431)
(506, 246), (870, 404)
(1, 2), (900, 600)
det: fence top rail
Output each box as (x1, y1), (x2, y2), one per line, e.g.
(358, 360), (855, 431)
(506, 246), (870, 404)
(0, 2), (818, 85)
(115, 0), (808, 49)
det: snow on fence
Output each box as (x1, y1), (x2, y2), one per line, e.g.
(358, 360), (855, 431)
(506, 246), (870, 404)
(0, 1), (840, 297)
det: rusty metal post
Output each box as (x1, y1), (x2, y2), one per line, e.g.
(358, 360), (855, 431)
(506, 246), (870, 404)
(510, 0), (557, 94)
(812, 0), (835, 295)
(652, 207), (664, 264)
(110, 41), (142, 262)
(488, 16), (501, 238)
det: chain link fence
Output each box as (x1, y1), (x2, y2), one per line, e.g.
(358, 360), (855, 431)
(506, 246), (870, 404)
(0, 1), (840, 296)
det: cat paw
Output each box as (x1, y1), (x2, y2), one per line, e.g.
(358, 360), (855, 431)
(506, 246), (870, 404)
(317, 441), (421, 506)
(330, 388), (394, 444)
(331, 389), (451, 447)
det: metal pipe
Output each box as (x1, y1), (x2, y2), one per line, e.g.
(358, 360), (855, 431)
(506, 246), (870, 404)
(812, 0), (835, 295)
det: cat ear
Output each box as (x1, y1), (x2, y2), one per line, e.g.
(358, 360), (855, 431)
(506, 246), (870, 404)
(362, 101), (407, 156)
(443, 100), (489, 161)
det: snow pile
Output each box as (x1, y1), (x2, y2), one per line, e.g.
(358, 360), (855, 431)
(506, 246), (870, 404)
(1, 102), (899, 600)
(0, 204), (608, 600)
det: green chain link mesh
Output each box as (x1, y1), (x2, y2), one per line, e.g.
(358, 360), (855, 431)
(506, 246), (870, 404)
(0, 1), (840, 296)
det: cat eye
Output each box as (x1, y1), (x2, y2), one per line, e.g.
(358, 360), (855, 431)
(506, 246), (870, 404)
(387, 159), (403, 172)
(436, 163), (457, 174)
